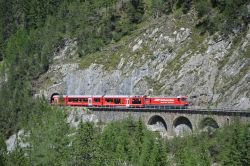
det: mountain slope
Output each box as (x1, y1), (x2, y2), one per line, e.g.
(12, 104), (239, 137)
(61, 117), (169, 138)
(36, 10), (250, 109)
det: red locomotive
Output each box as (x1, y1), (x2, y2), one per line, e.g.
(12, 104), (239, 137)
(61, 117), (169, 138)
(51, 94), (189, 109)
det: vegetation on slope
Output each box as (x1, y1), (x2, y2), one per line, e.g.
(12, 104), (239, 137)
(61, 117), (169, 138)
(0, 0), (147, 137)
(0, 2), (249, 164)
(0, 107), (249, 165)
(0, 0), (249, 138)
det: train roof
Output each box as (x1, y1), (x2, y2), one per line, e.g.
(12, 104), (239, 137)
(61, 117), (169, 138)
(66, 95), (103, 98)
(147, 96), (188, 98)
(103, 95), (129, 98)
(103, 95), (145, 98)
(53, 94), (187, 98)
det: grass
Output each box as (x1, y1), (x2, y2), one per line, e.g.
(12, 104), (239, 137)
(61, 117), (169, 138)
(0, 61), (4, 73)
(142, 76), (164, 95)
(211, 32), (249, 107)
(160, 24), (208, 77)
(80, 51), (122, 71)
(215, 60), (249, 105)
(217, 33), (244, 71)
(241, 44), (250, 58)
(79, 20), (147, 71)
(79, 7), (200, 72)
(80, 52), (102, 68)
(216, 32), (249, 94)
(189, 28), (208, 53)
(173, 8), (196, 30)
(79, 8), (206, 73)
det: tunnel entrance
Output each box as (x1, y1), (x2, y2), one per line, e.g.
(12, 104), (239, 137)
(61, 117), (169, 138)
(199, 117), (219, 132)
(50, 93), (60, 103)
(173, 116), (192, 136)
(148, 115), (168, 133)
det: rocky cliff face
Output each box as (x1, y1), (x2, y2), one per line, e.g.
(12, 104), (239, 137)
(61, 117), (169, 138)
(36, 11), (250, 109)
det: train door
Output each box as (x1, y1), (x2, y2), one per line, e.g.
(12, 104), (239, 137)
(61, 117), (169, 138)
(126, 98), (130, 107)
(88, 98), (92, 106)
(177, 96), (181, 103)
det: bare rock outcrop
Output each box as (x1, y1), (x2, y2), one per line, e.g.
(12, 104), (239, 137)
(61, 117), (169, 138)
(36, 13), (250, 109)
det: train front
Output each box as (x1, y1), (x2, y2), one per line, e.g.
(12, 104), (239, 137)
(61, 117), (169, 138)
(179, 96), (189, 108)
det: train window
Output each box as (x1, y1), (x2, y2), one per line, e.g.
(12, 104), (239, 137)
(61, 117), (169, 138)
(105, 98), (113, 102)
(79, 98), (88, 102)
(69, 98), (78, 102)
(132, 98), (141, 104)
(94, 98), (100, 102)
(114, 98), (121, 104)
(181, 98), (187, 101)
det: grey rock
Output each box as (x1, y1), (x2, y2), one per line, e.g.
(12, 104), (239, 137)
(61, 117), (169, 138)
(174, 124), (192, 137)
(5, 130), (29, 152)
(37, 15), (250, 110)
(67, 108), (99, 128)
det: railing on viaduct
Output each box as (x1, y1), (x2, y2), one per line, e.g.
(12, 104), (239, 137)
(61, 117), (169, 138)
(86, 106), (250, 116)
(66, 106), (250, 137)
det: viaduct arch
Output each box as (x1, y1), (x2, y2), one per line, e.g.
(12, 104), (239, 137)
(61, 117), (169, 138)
(173, 116), (193, 136)
(148, 115), (168, 132)
(69, 107), (250, 137)
(199, 117), (219, 130)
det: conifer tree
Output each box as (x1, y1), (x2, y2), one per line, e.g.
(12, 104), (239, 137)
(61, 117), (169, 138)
(0, 133), (6, 166)
(219, 122), (250, 165)
(24, 103), (70, 165)
(72, 121), (96, 166)
(134, 118), (144, 154)
(241, 124), (250, 165)
(149, 139), (168, 166)
(6, 141), (28, 166)
(116, 128), (129, 162)
(139, 132), (154, 166)
(219, 124), (240, 165)
(127, 0), (145, 23)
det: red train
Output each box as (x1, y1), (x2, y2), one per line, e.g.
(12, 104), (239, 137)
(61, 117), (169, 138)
(51, 94), (189, 109)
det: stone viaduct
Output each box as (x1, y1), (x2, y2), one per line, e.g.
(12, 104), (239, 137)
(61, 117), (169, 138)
(84, 107), (250, 136)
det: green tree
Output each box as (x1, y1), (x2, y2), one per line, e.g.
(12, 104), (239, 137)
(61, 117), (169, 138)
(127, 0), (145, 23)
(175, 0), (192, 13)
(219, 122), (250, 165)
(71, 121), (97, 166)
(151, 0), (169, 17)
(0, 133), (6, 165)
(139, 132), (154, 166)
(24, 101), (70, 165)
(149, 139), (168, 166)
(0, 29), (32, 136)
(195, 0), (212, 18)
(6, 145), (28, 166)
